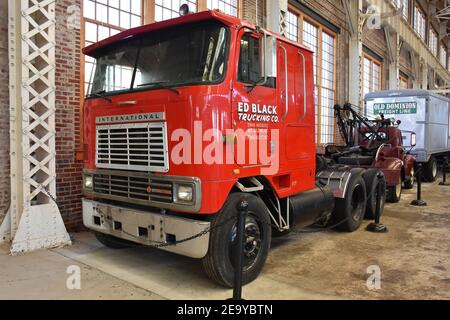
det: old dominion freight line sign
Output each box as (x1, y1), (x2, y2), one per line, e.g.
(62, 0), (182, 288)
(373, 102), (417, 115)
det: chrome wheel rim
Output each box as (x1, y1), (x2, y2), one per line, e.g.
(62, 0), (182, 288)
(230, 215), (262, 271)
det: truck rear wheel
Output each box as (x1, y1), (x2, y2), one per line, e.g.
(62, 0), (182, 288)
(423, 156), (438, 182)
(386, 177), (402, 203)
(332, 172), (367, 232)
(201, 193), (271, 288)
(94, 232), (136, 249)
(363, 169), (386, 219)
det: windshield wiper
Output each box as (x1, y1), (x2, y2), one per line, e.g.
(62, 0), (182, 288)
(245, 77), (266, 93)
(137, 81), (180, 95)
(90, 90), (112, 103)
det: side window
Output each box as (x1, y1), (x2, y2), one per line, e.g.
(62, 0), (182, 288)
(238, 34), (275, 88)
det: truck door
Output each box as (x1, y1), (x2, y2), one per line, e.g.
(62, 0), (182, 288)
(231, 30), (280, 169)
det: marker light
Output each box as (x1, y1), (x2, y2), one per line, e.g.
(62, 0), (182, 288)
(411, 133), (417, 147)
(179, 4), (191, 16)
(84, 175), (93, 190)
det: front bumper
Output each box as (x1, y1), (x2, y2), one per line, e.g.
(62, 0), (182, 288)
(83, 199), (210, 258)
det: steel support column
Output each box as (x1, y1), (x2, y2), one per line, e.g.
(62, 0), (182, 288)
(0, 0), (71, 254)
(421, 59), (429, 89)
(344, 0), (363, 106)
(266, 0), (288, 35)
(385, 28), (401, 90)
(411, 51), (421, 89)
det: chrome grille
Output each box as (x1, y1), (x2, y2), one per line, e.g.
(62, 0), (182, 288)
(93, 173), (173, 203)
(96, 122), (168, 172)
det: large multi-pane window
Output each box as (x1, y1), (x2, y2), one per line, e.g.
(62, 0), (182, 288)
(82, 0), (143, 94)
(207, 0), (239, 16)
(287, 9), (336, 144)
(414, 5), (426, 40)
(399, 75), (409, 89)
(394, 0), (409, 20)
(429, 27), (438, 56)
(440, 43), (447, 68)
(152, 0), (239, 22)
(363, 54), (382, 99)
(286, 11), (298, 42)
(155, 0), (197, 22)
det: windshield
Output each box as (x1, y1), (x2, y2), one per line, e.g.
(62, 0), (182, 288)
(89, 22), (229, 97)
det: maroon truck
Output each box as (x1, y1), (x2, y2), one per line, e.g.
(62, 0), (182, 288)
(324, 103), (416, 215)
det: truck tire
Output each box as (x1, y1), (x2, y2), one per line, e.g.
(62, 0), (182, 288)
(94, 232), (136, 249)
(201, 193), (271, 288)
(422, 156), (438, 182)
(403, 167), (414, 189)
(332, 172), (367, 232)
(386, 176), (402, 203)
(363, 169), (386, 219)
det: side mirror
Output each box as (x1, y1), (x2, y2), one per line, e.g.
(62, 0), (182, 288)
(263, 34), (277, 79)
(411, 132), (417, 147)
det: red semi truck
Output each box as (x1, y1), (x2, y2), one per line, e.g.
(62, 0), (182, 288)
(82, 9), (386, 287)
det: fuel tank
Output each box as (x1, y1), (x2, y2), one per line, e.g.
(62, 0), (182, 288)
(290, 186), (335, 228)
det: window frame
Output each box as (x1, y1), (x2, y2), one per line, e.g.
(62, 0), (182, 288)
(81, 0), (145, 98)
(429, 26), (438, 56)
(144, 0), (242, 23)
(413, 4), (426, 40)
(393, 0), (409, 21)
(399, 74), (409, 89)
(362, 53), (383, 98)
(287, 6), (337, 145)
(440, 42), (447, 68)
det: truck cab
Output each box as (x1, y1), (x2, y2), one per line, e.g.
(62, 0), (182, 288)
(82, 9), (381, 287)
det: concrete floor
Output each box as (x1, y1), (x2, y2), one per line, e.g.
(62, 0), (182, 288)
(0, 180), (449, 300)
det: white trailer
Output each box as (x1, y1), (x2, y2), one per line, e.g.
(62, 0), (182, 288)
(365, 89), (450, 182)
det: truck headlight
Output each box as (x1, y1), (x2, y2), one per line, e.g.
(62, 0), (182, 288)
(84, 175), (93, 190)
(177, 185), (193, 202)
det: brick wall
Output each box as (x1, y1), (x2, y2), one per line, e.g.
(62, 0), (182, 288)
(55, 0), (84, 231)
(0, 4), (9, 223)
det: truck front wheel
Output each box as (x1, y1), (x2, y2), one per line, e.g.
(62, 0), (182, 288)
(386, 177), (402, 203)
(201, 193), (271, 288)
